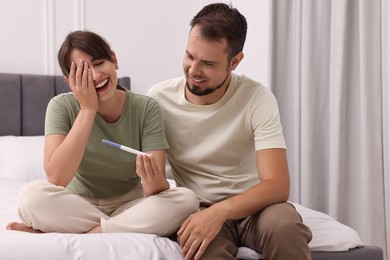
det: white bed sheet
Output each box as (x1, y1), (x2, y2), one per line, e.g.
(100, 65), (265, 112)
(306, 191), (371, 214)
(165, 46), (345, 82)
(0, 178), (364, 260)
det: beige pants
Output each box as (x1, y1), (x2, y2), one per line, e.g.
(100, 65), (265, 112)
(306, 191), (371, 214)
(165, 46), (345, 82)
(17, 180), (199, 236)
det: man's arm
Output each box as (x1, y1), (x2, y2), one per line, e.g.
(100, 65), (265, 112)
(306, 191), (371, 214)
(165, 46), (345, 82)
(217, 148), (290, 219)
(178, 148), (290, 260)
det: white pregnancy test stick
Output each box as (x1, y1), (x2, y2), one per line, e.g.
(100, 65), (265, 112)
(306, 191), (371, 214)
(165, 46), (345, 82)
(102, 139), (146, 155)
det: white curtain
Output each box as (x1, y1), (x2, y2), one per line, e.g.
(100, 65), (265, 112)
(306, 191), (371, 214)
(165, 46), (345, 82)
(269, 0), (389, 258)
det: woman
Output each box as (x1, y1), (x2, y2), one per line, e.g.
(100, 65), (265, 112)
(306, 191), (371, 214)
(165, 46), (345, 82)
(6, 30), (198, 235)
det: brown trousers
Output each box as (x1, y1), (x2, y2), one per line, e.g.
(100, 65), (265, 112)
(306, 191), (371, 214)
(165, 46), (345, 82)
(200, 202), (312, 260)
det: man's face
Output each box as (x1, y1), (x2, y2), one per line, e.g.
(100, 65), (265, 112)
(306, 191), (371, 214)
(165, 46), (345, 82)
(183, 25), (231, 97)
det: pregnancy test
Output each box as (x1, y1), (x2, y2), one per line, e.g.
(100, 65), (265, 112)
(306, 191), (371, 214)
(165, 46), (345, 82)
(102, 139), (146, 155)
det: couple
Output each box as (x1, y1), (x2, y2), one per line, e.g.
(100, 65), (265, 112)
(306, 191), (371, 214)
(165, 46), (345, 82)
(7, 3), (312, 260)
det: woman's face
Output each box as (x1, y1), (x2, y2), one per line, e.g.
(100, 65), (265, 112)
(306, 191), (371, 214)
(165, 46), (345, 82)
(68, 48), (119, 101)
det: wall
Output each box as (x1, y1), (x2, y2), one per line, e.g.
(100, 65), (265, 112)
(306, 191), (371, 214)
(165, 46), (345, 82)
(0, 0), (269, 94)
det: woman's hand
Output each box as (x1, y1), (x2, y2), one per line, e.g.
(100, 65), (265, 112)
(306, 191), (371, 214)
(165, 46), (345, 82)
(68, 60), (98, 112)
(136, 151), (170, 196)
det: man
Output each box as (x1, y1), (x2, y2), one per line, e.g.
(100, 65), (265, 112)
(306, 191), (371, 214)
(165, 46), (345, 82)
(148, 3), (312, 260)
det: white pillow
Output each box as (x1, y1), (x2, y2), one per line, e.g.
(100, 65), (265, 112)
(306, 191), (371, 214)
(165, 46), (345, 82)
(237, 203), (364, 259)
(0, 136), (46, 182)
(292, 202), (364, 251)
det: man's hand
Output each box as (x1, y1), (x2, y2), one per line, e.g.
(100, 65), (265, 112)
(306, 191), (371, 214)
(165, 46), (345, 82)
(178, 206), (227, 260)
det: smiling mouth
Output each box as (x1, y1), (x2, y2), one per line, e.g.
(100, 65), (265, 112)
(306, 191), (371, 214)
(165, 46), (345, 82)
(95, 79), (109, 89)
(191, 77), (205, 84)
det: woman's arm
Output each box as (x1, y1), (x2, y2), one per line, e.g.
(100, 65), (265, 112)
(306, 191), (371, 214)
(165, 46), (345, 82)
(44, 109), (96, 187)
(44, 61), (97, 187)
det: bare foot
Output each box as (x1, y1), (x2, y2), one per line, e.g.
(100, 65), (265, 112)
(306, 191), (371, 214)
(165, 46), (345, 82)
(6, 222), (42, 233)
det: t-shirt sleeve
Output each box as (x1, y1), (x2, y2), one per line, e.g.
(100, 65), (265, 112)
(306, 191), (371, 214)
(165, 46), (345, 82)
(251, 89), (286, 150)
(44, 96), (73, 136)
(141, 98), (169, 151)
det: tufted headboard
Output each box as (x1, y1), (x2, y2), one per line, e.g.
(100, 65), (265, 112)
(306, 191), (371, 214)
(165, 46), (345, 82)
(0, 73), (130, 136)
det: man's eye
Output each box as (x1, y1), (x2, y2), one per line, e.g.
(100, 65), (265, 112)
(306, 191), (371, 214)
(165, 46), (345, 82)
(185, 54), (194, 60)
(204, 61), (215, 66)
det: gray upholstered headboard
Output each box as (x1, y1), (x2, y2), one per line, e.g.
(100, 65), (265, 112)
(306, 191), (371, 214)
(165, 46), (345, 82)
(0, 73), (130, 136)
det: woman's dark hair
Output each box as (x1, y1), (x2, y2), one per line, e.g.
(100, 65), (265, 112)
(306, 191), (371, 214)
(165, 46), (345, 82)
(190, 3), (247, 60)
(58, 30), (114, 76)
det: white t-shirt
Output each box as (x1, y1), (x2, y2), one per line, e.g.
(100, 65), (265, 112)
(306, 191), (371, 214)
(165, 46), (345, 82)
(148, 74), (286, 204)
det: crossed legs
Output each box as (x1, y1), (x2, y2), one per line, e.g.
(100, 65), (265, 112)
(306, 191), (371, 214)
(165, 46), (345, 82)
(7, 180), (198, 236)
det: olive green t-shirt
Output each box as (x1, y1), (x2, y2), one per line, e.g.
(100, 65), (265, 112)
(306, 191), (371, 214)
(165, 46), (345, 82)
(45, 88), (169, 199)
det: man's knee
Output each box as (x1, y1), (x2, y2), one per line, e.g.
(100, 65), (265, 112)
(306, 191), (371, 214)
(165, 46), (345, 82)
(258, 202), (312, 244)
(242, 202), (312, 243)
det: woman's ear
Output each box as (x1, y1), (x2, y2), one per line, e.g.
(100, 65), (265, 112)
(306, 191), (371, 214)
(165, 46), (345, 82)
(64, 76), (70, 85)
(63, 76), (72, 90)
(111, 51), (119, 70)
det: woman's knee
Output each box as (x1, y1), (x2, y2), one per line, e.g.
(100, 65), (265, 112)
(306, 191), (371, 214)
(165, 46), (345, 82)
(18, 180), (57, 212)
(169, 187), (199, 213)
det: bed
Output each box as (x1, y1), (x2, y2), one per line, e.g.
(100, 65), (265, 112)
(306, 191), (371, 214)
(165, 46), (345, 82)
(0, 72), (384, 260)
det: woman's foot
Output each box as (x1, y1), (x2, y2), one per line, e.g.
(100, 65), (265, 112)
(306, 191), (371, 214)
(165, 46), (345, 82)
(6, 222), (42, 233)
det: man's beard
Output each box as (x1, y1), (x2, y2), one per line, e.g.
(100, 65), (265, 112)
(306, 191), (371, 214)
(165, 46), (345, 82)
(186, 73), (229, 96)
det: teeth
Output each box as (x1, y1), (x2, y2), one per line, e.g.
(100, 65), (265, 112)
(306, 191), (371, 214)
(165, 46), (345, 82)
(96, 79), (108, 89)
(193, 78), (203, 83)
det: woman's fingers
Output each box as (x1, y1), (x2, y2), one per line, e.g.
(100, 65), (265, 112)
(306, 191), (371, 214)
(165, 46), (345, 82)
(136, 154), (156, 180)
(69, 60), (94, 92)
(68, 61), (76, 91)
(75, 60), (84, 88)
(82, 61), (88, 88)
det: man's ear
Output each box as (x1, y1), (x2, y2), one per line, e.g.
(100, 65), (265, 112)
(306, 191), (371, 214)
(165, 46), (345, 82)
(230, 52), (244, 70)
(111, 51), (119, 70)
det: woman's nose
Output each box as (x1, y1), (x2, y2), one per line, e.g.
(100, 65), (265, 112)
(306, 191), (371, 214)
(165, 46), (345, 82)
(90, 67), (101, 79)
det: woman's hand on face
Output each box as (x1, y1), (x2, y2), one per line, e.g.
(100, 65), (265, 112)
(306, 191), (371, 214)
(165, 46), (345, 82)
(68, 60), (98, 112)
